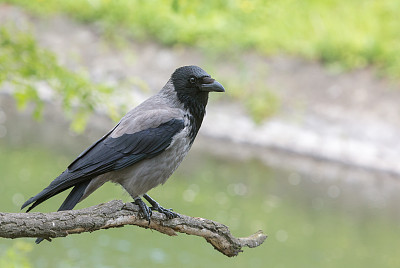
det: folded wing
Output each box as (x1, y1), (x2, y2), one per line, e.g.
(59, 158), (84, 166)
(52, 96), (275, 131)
(21, 118), (184, 212)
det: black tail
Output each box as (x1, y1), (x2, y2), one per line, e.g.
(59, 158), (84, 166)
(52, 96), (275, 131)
(35, 180), (91, 244)
(21, 170), (90, 212)
(58, 180), (90, 211)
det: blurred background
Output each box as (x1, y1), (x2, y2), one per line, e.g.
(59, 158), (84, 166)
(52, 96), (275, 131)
(1, 0), (400, 267)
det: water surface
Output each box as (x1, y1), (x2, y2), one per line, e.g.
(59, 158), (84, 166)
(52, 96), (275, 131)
(1, 141), (399, 267)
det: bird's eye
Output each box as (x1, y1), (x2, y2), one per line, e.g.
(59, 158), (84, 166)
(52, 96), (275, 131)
(189, 77), (196, 84)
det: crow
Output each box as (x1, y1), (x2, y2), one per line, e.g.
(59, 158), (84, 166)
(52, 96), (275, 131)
(21, 65), (225, 243)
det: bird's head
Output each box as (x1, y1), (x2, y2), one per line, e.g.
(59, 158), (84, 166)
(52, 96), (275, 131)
(170, 65), (225, 140)
(171, 65), (225, 100)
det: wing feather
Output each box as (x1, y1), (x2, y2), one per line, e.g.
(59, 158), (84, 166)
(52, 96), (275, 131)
(21, 118), (185, 211)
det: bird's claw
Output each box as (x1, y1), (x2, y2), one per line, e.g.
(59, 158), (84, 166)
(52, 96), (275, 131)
(150, 205), (179, 219)
(134, 198), (152, 224)
(143, 194), (180, 219)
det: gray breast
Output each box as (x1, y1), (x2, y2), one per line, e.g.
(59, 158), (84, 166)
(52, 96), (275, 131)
(111, 124), (192, 197)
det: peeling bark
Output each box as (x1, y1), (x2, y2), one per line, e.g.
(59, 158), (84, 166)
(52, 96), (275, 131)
(0, 200), (266, 257)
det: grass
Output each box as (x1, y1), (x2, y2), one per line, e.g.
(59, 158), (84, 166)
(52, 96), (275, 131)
(4, 0), (400, 78)
(2, 0), (400, 124)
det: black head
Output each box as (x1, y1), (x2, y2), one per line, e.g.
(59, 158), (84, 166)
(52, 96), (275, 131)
(171, 65), (225, 140)
(171, 65), (224, 99)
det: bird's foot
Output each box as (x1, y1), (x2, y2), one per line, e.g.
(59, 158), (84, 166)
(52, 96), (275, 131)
(152, 205), (179, 219)
(143, 194), (180, 219)
(134, 197), (152, 224)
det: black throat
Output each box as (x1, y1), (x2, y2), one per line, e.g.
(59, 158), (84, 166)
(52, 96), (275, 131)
(177, 91), (208, 142)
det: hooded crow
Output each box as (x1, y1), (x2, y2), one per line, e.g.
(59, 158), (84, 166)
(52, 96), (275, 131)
(21, 65), (225, 243)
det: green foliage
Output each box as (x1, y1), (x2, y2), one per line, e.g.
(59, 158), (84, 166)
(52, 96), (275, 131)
(0, 241), (33, 268)
(223, 73), (281, 123)
(245, 90), (279, 123)
(0, 26), (117, 132)
(2, 0), (399, 123)
(4, 0), (400, 78)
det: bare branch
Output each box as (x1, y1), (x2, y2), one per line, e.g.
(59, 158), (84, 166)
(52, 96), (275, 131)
(0, 200), (266, 257)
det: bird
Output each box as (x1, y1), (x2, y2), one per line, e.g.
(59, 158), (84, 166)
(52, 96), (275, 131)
(21, 65), (225, 243)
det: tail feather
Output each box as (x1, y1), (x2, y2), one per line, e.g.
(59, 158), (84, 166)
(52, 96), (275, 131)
(21, 171), (87, 212)
(58, 180), (91, 211)
(35, 180), (91, 244)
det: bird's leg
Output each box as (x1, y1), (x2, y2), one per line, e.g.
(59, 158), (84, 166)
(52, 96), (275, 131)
(133, 196), (152, 224)
(143, 194), (180, 219)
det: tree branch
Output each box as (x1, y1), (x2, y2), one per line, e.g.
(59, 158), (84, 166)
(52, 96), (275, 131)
(0, 200), (266, 257)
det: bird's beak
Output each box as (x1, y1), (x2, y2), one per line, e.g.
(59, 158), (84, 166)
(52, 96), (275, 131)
(200, 77), (225, 93)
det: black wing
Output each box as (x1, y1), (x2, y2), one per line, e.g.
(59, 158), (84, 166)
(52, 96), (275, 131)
(21, 119), (185, 211)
